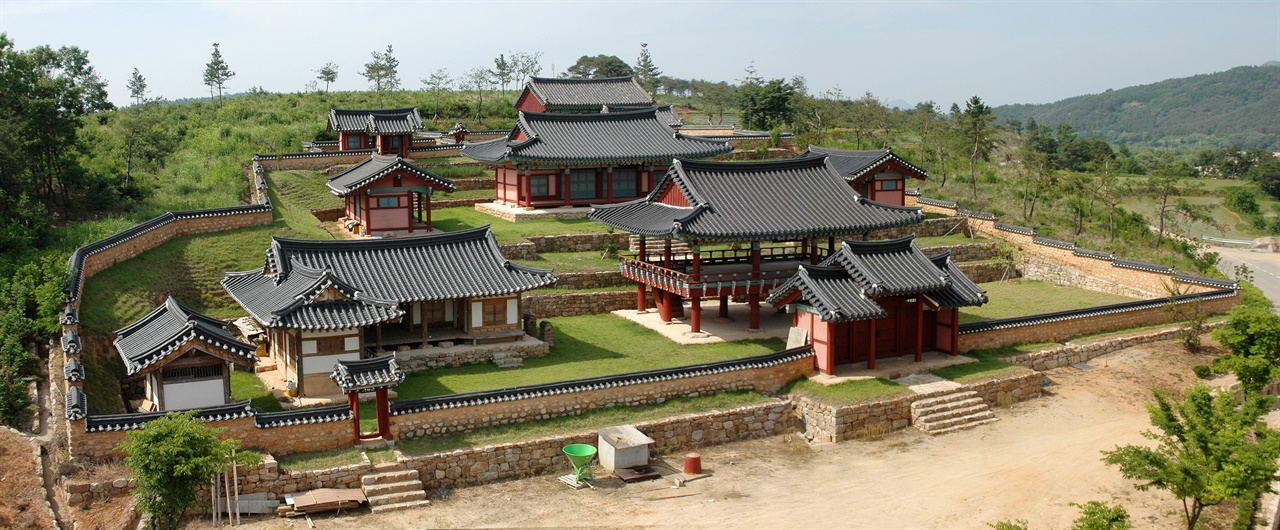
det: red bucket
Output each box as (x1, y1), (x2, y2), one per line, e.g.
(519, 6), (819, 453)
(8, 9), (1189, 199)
(683, 452), (702, 474)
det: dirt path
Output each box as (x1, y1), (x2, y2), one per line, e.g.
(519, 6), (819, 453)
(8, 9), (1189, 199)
(196, 339), (1229, 530)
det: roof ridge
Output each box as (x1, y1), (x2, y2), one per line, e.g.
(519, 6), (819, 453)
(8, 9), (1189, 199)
(520, 107), (661, 122)
(839, 236), (918, 254)
(673, 156), (829, 173)
(529, 75), (636, 84)
(271, 225), (492, 252)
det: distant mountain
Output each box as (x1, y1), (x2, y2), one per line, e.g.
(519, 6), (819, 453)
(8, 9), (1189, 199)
(993, 64), (1280, 150)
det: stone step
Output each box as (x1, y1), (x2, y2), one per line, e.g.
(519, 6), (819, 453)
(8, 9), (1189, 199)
(911, 397), (986, 421)
(917, 410), (996, 432)
(363, 480), (423, 497)
(910, 390), (980, 412)
(361, 469), (419, 486)
(915, 403), (991, 425)
(366, 489), (427, 507)
(924, 417), (1001, 436)
(370, 498), (432, 514)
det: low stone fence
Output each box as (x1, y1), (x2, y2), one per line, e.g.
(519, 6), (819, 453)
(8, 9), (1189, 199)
(450, 178), (495, 192)
(65, 476), (134, 506)
(999, 320), (1228, 371)
(253, 146), (463, 171)
(404, 401), (794, 490)
(395, 336), (550, 372)
(310, 207), (343, 222)
(958, 289), (1239, 354)
(957, 260), (1019, 284)
(924, 242), (1006, 263)
(550, 271), (630, 290)
(524, 290), (653, 318)
(432, 197), (492, 210)
(473, 202), (592, 222)
(497, 241), (537, 260)
(524, 233), (630, 253)
(792, 369), (1045, 443)
(868, 216), (970, 240)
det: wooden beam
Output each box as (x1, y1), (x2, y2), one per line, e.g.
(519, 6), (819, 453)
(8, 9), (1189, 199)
(867, 319), (877, 370)
(915, 298), (924, 363)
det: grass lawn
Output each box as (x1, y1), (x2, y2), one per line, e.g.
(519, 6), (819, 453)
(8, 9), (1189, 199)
(431, 207), (609, 243)
(515, 251), (620, 273)
(397, 391), (773, 455)
(266, 170), (343, 211)
(916, 233), (983, 248)
(274, 447), (362, 471)
(420, 164), (489, 179)
(230, 370), (284, 412)
(783, 377), (910, 404)
(959, 280), (1138, 324)
(364, 447), (397, 465)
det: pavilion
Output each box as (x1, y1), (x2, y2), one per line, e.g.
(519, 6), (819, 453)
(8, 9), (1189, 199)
(326, 154), (457, 236)
(328, 107), (424, 157)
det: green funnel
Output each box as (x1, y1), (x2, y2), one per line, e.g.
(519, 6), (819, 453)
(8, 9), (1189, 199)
(563, 444), (597, 482)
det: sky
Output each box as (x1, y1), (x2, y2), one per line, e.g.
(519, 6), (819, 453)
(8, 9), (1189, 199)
(2, 0), (1277, 109)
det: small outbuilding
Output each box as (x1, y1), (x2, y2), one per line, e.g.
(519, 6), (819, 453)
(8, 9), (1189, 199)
(114, 296), (258, 411)
(327, 154), (457, 236)
(515, 76), (655, 114)
(794, 146), (929, 206)
(328, 107), (424, 157)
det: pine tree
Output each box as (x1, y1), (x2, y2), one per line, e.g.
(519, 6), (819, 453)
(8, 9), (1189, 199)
(361, 45), (400, 108)
(634, 43), (662, 94)
(126, 68), (148, 106)
(202, 43), (235, 108)
(315, 62), (338, 93)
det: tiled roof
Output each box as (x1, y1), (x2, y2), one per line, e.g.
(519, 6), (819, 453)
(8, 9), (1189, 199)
(255, 405), (352, 428)
(1172, 273), (1239, 290)
(959, 209), (997, 221)
(960, 289), (1238, 336)
(328, 107), (423, 134)
(824, 237), (950, 297)
(447, 123), (469, 135)
(61, 329), (81, 355)
(917, 197), (956, 208)
(1113, 259), (1174, 274)
(1033, 236), (1076, 250)
(461, 108), (730, 165)
(393, 347), (812, 415)
(64, 357), (84, 382)
(1073, 248), (1115, 260)
(766, 238), (986, 322)
(224, 226), (555, 329)
(526, 76), (654, 111)
(603, 104), (683, 127)
(330, 355), (405, 392)
(66, 387), (85, 420)
(765, 265), (887, 322)
(589, 157), (924, 241)
(61, 304), (78, 325)
(114, 296), (257, 376)
(326, 155), (456, 197)
(994, 222), (1035, 236)
(85, 401), (255, 432)
(794, 146), (929, 180)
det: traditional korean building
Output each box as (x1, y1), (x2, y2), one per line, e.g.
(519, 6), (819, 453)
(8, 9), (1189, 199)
(328, 107), (424, 156)
(589, 157), (925, 334)
(327, 155), (457, 236)
(221, 226), (556, 397)
(515, 76), (655, 114)
(765, 238), (987, 374)
(330, 355), (404, 443)
(794, 146), (929, 206)
(462, 108), (731, 208)
(114, 296), (258, 411)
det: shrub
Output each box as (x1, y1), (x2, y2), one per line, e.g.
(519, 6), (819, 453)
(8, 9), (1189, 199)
(1070, 501), (1131, 530)
(1193, 365), (1213, 379)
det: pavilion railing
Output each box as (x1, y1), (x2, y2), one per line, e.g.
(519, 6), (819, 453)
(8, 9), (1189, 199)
(617, 257), (799, 297)
(625, 245), (810, 267)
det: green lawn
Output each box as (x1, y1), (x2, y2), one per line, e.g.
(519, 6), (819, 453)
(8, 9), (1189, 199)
(274, 447), (362, 470)
(932, 358), (1026, 384)
(959, 280), (1138, 324)
(431, 207), (609, 243)
(916, 233), (983, 248)
(419, 164), (489, 179)
(397, 391), (773, 456)
(267, 170), (343, 211)
(516, 251), (621, 273)
(783, 377), (910, 404)
(230, 369), (284, 412)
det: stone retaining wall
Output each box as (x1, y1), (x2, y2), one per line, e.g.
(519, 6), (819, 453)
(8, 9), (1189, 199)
(310, 207), (343, 222)
(432, 197), (492, 210)
(64, 476), (135, 507)
(958, 292), (1238, 354)
(497, 241), (537, 260)
(255, 147), (464, 171)
(999, 321), (1228, 371)
(390, 354), (812, 440)
(868, 216), (970, 240)
(524, 233), (631, 253)
(69, 410), (350, 461)
(957, 260), (1020, 284)
(450, 178), (495, 192)
(524, 290), (654, 318)
(924, 242), (1005, 263)
(549, 271), (630, 290)
(76, 210), (272, 282)
(1021, 255), (1160, 299)
(964, 371), (1047, 407)
(395, 336), (550, 372)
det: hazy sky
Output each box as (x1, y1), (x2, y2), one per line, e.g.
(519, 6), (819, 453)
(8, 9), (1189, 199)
(2, 1), (1277, 109)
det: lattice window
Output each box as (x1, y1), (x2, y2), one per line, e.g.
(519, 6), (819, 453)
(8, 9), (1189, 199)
(162, 363), (224, 382)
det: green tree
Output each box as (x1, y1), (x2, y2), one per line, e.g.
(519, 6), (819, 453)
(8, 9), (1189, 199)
(127, 67), (148, 106)
(464, 67), (492, 121)
(360, 45), (400, 108)
(1102, 385), (1280, 530)
(315, 62), (338, 93)
(1211, 305), (1280, 396)
(738, 78), (794, 131)
(119, 411), (259, 530)
(1141, 174), (1214, 249)
(848, 91), (890, 149)
(564, 55), (633, 79)
(202, 43), (234, 108)
(633, 43), (662, 94)
(955, 95), (997, 200)
(1069, 501), (1131, 530)
(695, 80), (735, 125)
(420, 68), (452, 122)
(492, 54), (514, 94)
(510, 51), (543, 83)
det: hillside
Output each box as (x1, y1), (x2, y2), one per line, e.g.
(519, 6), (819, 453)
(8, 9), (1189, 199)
(994, 64), (1280, 150)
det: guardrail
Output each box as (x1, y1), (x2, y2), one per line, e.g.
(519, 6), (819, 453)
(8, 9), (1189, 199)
(1201, 235), (1254, 246)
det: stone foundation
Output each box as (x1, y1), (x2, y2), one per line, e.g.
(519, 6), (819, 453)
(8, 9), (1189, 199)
(549, 271), (630, 290)
(473, 202), (594, 222)
(395, 336), (550, 372)
(524, 290), (656, 318)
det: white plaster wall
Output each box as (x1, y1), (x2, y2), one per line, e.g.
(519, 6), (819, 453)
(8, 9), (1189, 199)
(163, 379), (224, 411)
(302, 352), (359, 375)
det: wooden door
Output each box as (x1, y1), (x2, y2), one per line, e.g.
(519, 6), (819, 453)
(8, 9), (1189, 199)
(898, 299), (919, 359)
(832, 322), (852, 365)
(875, 305), (898, 357)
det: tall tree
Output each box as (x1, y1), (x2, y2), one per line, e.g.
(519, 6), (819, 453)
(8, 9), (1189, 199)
(315, 61), (338, 93)
(738, 78), (794, 131)
(1211, 305), (1280, 396)
(911, 101), (940, 167)
(955, 96), (997, 200)
(565, 55), (633, 79)
(202, 43), (234, 108)
(1103, 386), (1280, 530)
(1016, 148), (1055, 222)
(849, 91), (890, 149)
(420, 68), (452, 122)
(126, 68), (148, 106)
(696, 81), (735, 125)
(633, 43), (662, 94)
(1142, 174), (1214, 249)
(510, 51), (543, 84)
(464, 67), (492, 121)
(1096, 163), (1129, 241)
(360, 45), (400, 108)
(492, 54), (514, 94)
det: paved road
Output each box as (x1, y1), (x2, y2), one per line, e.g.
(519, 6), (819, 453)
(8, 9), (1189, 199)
(1215, 246), (1280, 310)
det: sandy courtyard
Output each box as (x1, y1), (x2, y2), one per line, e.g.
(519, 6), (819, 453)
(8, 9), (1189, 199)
(195, 338), (1235, 529)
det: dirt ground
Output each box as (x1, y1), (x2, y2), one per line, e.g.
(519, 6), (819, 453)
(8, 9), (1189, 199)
(192, 338), (1242, 530)
(0, 429), (55, 530)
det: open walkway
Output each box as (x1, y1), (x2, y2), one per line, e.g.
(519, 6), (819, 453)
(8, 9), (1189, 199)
(611, 301), (792, 345)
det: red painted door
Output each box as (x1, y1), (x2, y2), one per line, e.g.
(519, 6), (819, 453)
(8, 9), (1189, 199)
(898, 299), (919, 358)
(875, 305), (898, 357)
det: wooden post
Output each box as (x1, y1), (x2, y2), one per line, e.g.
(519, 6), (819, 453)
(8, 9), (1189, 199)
(349, 392), (360, 446)
(376, 387), (391, 440)
(867, 319), (877, 370)
(606, 166), (614, 203)
(562, 168), (571, 207)
(809, 238), (819, 265)
(637, 236), (648, 313)
(719, 295), (729, 318)
(828, 236), (836, 256)
(663, 239), (672, 268)
(749, 241), (761, 330)
(690, 296), (702, 333)
(915, 298), (924, 363)
(422, 302), (430, 343)
(375, 323), (383, 351)
(656, 291), (672, 322)
(951, 307), (960, 356)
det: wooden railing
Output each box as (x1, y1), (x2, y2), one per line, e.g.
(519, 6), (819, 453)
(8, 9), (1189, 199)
(617, 256), (799, 297)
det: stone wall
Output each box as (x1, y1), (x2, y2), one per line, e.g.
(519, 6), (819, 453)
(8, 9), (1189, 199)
(254, 147), (464, 172)
(395, 336), (550, 372)
(958, 260), (1021, 284)
(524, 290), (655, 318)
(524, 233), (631, 253)
(958, 291), (1239, 354)
(69, 410), (353, 461)
(549, 271), (630, 290)
(1021, 255), (1161, 299)
(450, 178), (495, 192)
(404, 401), (794, 490)
(964, 370), (1046, 407)
(923, 242), (1006, 263)
(497, 241), (537, 260)
(76, 209), (272, 282)
(433, 197), (493, 210)
(868, 216), (970, 240)
(311, 207), (343, 222)
(999, 320), (1228, 371)
(64, 476), (134, 507)
(390, 354), (812, 440)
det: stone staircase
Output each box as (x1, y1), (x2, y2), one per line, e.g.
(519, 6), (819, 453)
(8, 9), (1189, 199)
(491, 350), (524, 368)
(909, 389), (998, 435)
(360, 466), (431, 513)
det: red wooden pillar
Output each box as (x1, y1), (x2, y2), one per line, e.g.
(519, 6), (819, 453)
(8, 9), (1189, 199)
(606, 166), (614, 203)
(637, 236), (648, 313)
(950, 307), (960, 355)
(562, 168), (571, 207)
(867, 319), (877, 370)
(719, 296), (729, 318)
(915, 298), (924, 363)
(408, 192), (416, 233)
(809, 239), (819, 265)
(690, 241), (701, 333)
(376, 387), (391, 440)
(828, 236), (836, 256)
(425, 192), (432, 231)
(656, 291), (672, 322)
(348, 392), (360, 446)
(749, 241), (761, 330)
